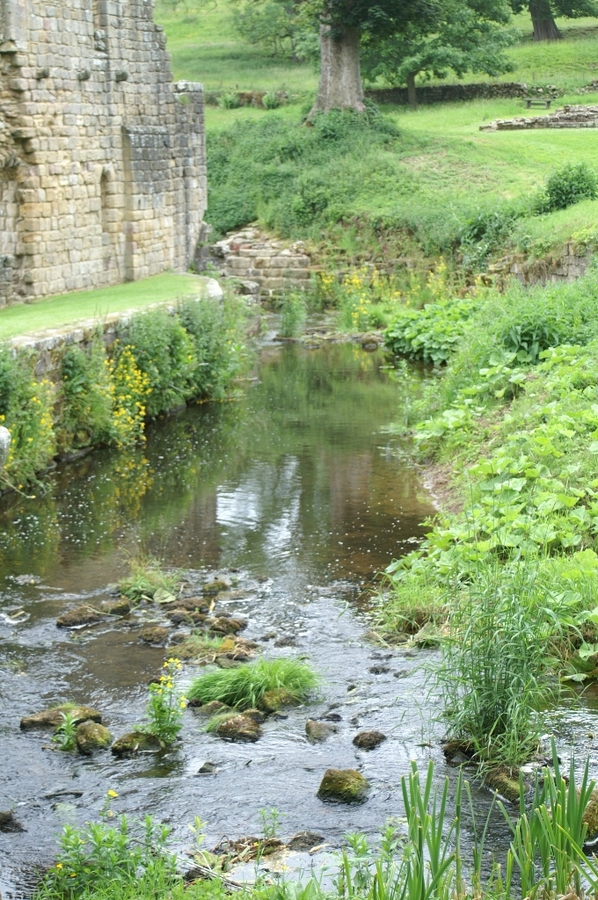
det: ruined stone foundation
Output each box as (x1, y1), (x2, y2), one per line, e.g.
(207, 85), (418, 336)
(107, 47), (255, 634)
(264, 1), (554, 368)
(0, 0), (207, 305)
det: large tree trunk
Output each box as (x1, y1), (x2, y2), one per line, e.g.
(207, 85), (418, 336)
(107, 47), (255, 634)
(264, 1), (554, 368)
(308, 23), (366, 117)
(407, 72), (418, 110)
(529, 0), (562, 40)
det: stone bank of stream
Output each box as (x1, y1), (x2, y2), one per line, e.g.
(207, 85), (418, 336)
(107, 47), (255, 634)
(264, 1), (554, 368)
(2, 341), (597, 897)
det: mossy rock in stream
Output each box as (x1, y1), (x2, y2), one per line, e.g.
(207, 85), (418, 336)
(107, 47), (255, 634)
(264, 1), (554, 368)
(484, 767), (522, 803)
(56, 605), (106, 628)
(353, 730), (387, 751)
(582, 788), (598, 842)
(20, 704), (102, 731)
(317, 768), (370, 803)
(139, 625), (169, 646)
(206, 616), (247, 635)
(111, 731), (163, 756)
(202, 580), (230, 596)
(76, 721), (112, 755)
(215, 713), (262, 743)
(102, 598), (132, 616)
(259, 688), (298, 713)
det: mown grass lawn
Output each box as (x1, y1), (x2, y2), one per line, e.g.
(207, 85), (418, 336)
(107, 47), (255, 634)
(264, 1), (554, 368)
(0, 273), (207, 341)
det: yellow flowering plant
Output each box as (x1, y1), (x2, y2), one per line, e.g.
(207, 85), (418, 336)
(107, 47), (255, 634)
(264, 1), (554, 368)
(42, 790), (174, 898)
(137, 658), (187, 747)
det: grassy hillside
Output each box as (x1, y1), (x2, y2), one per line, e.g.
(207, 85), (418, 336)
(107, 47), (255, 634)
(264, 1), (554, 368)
(155, 1), (598, 261)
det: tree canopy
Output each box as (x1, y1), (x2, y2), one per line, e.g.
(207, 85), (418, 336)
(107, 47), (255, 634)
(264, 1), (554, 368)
(509, 0), (598, 40)
(361, 0), (515, 107)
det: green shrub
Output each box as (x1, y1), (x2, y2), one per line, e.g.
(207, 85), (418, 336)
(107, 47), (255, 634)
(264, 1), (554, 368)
(38, 793), (175, 900)
(187, 657), (320, 709)
(122, 309), (196, 418)
(218, 91), (241, 109)
(0, 349), (56, 490)
(278, 291), (307, 337)
(177, 296), (245, 400)
(262, 91), (281, 109)
(538, 162), (598, 214)
(434, 563), (564, 767)
(384, 297), (479, 365)
(57, 340), (113, 451)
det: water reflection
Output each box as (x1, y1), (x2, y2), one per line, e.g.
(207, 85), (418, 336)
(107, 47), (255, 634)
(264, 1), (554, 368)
(0, 343), (433, 589)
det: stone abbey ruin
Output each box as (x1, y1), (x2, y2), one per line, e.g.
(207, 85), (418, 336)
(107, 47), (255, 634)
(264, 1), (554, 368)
(0, 0), (207, 305)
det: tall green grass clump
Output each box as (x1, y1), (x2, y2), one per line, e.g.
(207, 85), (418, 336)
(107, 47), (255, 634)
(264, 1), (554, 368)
(118, 555), (181, 603)
(434, 563), (566, 767)
(187, 657), (320, 709)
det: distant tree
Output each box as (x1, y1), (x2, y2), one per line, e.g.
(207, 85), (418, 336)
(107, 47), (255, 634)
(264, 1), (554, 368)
(231, 0), (317, 60)
(509, 0), (598, 41)
(362, 0), (515, 108)
(302, 0), (513, 116)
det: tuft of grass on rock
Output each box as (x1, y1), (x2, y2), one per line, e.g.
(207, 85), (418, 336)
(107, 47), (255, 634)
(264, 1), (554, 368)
(119, 555), (182, 604)
(187, 657), (320, 710)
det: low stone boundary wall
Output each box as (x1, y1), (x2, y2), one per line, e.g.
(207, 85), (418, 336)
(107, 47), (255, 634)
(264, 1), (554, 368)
(8, 277), (223, 378)
(481, 104), (598, 131)
(366, 82), (561, 106)
(488, 243), (593, 285)
(209, 229), (312, 298)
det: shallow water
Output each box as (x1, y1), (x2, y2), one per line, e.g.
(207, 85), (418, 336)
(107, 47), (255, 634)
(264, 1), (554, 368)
(0, 341), (596, 896)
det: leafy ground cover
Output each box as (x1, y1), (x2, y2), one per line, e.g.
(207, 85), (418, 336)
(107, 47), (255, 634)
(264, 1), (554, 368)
(380, 265), (598, 764)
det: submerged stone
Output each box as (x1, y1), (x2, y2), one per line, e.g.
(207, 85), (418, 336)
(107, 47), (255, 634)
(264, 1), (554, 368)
(0, 810), (24, 833)
(352, 730), (387, 751)
(202, 580), (230, 595)
(583, 788), (598, 842)
(111, 731), (163, 756)
(306, 719), (338, 744)
(317, 768), (370, 803)
(56, 605), (105, 628)
(216, 714), (262, 743)
(76, 721), (112, 755)
(20, 705), (102, 731)
(207, 616), (247, 635)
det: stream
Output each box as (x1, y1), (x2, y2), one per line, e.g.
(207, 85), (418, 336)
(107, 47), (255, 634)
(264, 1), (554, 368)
(1, 340), (597, 897)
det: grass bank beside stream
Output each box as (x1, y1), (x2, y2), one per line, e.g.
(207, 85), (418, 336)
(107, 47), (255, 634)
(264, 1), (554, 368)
(379, 265), (598, 766)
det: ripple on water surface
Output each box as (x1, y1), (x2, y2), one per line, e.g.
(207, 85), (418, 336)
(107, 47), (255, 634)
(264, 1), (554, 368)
(0, 343), (532, 896)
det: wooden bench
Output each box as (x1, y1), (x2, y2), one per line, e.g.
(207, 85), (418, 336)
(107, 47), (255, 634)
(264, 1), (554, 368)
(525, 98), (552, 109)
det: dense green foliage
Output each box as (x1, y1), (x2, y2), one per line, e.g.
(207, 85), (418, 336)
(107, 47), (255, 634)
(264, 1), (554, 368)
(537, 162), (598, 213)
(0, 298), (246, 491)
(35, 754), (598, 900)
(381, 266), (598, 763)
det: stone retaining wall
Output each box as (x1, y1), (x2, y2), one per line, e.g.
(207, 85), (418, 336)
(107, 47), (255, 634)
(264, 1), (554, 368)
(209, 229), (312, 298)
(488, 243), (593, 285)
(366, 82), (561, 106)
(9, 276), (222, 378)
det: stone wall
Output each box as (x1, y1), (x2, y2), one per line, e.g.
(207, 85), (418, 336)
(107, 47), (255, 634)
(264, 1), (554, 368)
(365, 82), (561, 106)
(480, 104), (598, 131)
(209, 229), (312, 298)
(488, 243), (593, 285)
(0, 0), (207, 306)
